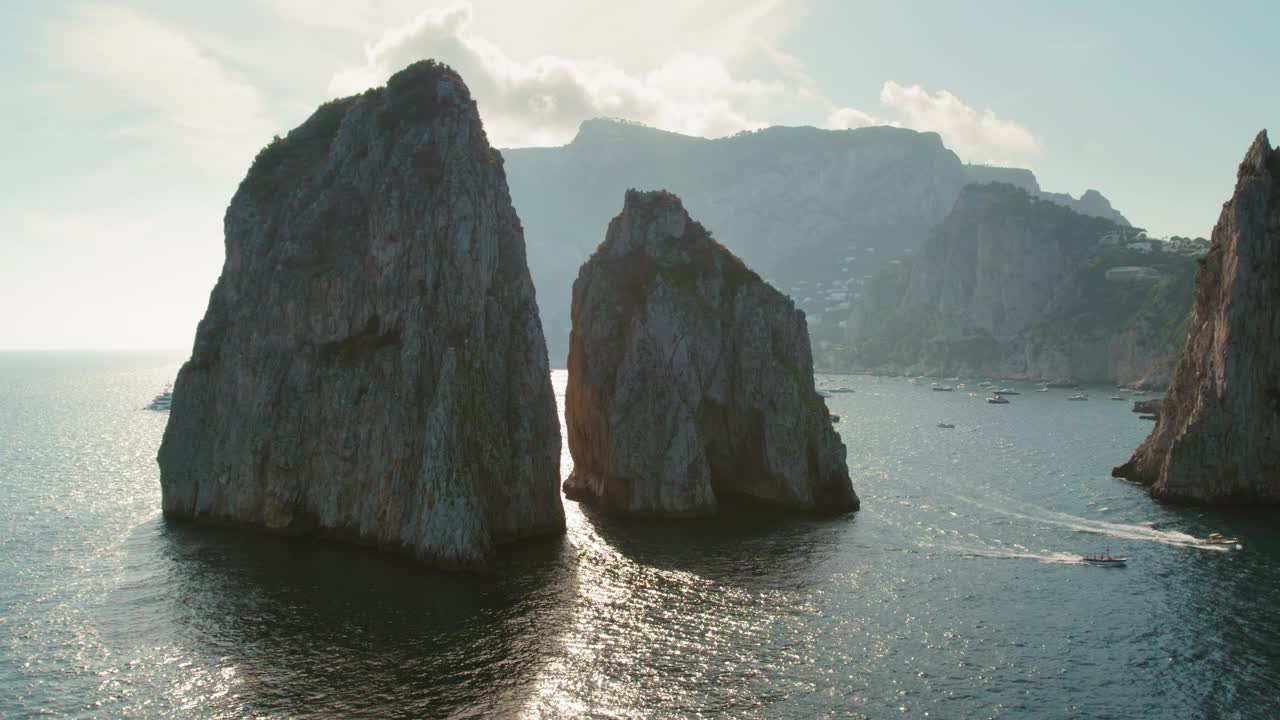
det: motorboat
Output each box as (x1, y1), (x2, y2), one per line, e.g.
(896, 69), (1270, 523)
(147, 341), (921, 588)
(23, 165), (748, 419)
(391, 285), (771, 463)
(1110, 396), (1125, 401)
(1081, 547), (1127, 567)
(829, 388), (855, 394)
(1067, 393), (1089, 401)
(932, 385), (954, 391)
(1201, 533), (1242, 547)
(937, 422), (956, 429)
(993, 388), (1021, 396)
(1037, 386), (1050, 392)
(986, 396), (1010, 404)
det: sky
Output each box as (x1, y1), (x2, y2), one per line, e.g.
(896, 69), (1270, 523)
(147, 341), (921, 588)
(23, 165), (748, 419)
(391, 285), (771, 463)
(1, 0), (1277, 350)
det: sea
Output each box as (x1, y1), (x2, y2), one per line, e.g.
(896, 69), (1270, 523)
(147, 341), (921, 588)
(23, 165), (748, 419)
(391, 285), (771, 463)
(1, 352), (1277, 719)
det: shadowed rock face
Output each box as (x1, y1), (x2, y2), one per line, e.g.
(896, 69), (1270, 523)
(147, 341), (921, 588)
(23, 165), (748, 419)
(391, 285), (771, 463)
(158, 61), (564, 569)
(846, 182), (1193, 386)
(1113, 131), (1280, 504)
(563, 190), (858, 515)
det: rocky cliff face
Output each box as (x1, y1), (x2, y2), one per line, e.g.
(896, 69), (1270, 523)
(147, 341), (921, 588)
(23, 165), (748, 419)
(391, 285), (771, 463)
(965, 165), (1132, 227)
(563, 190), (858, 515)
(847, 183), (1194, 385)
(1113, 131), (1280, 503)
(158, 61), (564, 568)
(504, 120), (1131, 363)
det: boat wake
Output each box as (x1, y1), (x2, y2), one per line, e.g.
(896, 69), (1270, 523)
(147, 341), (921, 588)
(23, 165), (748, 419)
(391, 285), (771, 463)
(934, 544), (1083, 565)
(949, 494), (1229, 552)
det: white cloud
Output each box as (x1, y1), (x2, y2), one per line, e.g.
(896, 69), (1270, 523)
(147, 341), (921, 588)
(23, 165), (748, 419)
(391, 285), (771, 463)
(327, 3), (799, 146)
(326, 3), (1041, 165)
(879, 81), (1041, 165)
(46, 5), (277, 172)
(826, 106), (879, 131)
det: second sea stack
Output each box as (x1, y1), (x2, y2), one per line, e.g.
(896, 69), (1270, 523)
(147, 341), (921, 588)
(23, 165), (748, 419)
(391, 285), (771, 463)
(563, 190), (859, 515)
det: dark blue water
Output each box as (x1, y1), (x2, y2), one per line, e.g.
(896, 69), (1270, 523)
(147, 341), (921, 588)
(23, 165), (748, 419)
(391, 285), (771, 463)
(1, 354), (1276, 718)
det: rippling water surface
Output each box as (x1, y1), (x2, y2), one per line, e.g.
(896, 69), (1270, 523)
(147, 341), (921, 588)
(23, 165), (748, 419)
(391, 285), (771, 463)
(1, 354), (1277, 718)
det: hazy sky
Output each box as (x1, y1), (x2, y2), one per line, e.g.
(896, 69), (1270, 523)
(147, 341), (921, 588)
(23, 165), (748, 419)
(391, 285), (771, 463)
(2, 1), (1277, 350)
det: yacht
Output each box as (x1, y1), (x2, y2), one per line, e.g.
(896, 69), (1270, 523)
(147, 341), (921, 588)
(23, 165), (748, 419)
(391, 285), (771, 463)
(146, 385), (173, 411)
(986, 396), (1010, 405)
(993, 388), (1021, 396)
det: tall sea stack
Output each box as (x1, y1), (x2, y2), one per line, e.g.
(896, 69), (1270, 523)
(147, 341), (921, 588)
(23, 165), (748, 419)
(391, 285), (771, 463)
(1113, 131), (1280, 503)
(158, 61), (564, 568)
(563, 190), (858, 515)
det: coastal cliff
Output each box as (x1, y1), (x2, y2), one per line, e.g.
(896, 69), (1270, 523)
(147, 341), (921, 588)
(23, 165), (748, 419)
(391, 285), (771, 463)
(503, 120), (1131, 361)
(846, 183), (1194, 385)
(1113, 131), (1280, 503)
(563, 190), (858, 515)
(157, 61), (564, 568)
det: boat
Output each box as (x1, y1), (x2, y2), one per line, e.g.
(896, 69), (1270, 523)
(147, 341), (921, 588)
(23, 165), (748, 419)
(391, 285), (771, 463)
(829, 388), (855, 394)
(986, 396), (1010, 404)
(1110, 396), (1125, 401)
(1200, 533), (1242, 547)
(817, 390), (833, 398)
(1037, 386), (1050, 392)
(1081, 547), (1127, 567)
(993, 388), (1021, 396)
(937, 422), (955, 429)
(146, 385), (174, 411)
(1067, 393), (1089, 401)
(932, 385), (954, 392)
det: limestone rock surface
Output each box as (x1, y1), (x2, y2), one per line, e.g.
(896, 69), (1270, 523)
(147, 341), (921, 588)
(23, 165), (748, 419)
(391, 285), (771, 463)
(1113, 131), (1280, 503)
(158, 61), (564, 568)
(846, 182), (1192, 386)
(563, 190), (858, 515)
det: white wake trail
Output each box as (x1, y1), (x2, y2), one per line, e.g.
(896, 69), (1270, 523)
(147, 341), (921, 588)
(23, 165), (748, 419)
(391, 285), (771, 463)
(948, 493), (1228, 551)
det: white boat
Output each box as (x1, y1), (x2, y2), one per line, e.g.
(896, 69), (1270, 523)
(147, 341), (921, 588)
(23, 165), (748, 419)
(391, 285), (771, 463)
(146, 385), (174, 411)
(993, 388), (1021, 396)
(1201, 533), (1242, 548)
(986, 396), (1010, 405)
(1067, 393), (1089, 401)
(932, 385), (954, 392)
(1081, 547), (1127, 567)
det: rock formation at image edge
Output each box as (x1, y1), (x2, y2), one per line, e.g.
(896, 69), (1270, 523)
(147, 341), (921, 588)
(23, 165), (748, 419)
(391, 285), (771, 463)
(1113, 131), (1280, 504)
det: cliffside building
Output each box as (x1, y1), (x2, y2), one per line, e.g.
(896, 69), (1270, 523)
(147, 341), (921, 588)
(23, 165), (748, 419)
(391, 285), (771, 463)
(1105, 266), (1162, 282)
